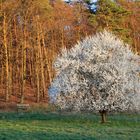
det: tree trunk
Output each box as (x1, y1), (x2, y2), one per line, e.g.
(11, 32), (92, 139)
(3, 12), (9, 102)
(34, 46), (40, 103)
(36, 16), (46, 99)
(20, 21), (27, 104)
(99, 110), (107, 123)
(32, 22), (40, 103)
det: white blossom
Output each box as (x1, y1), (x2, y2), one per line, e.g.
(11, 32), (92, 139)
(49, 30), (140, 113)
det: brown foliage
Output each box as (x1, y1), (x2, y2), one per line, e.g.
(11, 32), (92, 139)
(0, 0), (139, 104)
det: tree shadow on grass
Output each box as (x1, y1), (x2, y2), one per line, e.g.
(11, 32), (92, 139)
(0, 112), (139, 124)
(0, 129), (96, 140)
(0, 112), (99, 122)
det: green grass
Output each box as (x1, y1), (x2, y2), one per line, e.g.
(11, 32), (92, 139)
(0, 112), (139, 140)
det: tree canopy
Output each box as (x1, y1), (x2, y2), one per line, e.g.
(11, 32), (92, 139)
(49, 31), (140, 121)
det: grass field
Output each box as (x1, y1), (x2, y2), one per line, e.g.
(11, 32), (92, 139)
(0, 112), (139, 140)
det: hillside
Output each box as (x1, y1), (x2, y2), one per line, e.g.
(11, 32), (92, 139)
(0, 0), (139, 104)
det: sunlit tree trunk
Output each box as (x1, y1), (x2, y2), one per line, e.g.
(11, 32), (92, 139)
(20, 21), (27, 103)
(3, 12), (9, 102)
(40, 30), (51, 101)
(35, 56), (40, 103)
(13, 16), (19, 87)
(34, 42), (40, 103)
(8, 30), (13, 98)
(36, 16), (46, 99)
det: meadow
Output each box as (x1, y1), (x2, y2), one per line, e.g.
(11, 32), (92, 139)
(0, 112), (139, 140)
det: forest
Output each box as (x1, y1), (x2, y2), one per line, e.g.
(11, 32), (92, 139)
(0, 0), (140, 105)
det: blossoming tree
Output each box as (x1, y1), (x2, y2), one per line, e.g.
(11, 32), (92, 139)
(49, 31), (140, 123)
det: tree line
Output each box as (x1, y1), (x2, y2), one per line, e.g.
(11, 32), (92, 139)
(0, 0), (139, 104)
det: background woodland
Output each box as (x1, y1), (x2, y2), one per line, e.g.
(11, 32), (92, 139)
(0, 0), (139, 104)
